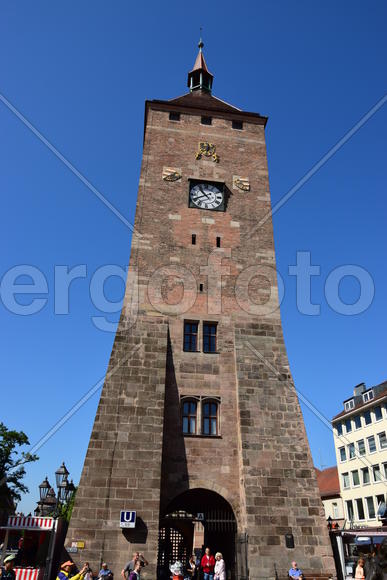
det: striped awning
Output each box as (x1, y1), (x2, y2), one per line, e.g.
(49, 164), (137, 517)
(2, 516), (54, 530)
(15, 569), (40, 580)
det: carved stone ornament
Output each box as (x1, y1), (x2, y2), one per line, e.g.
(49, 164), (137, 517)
(162, 167), (182, 182)
(233, 176), (250, 191)
(195, 142), (219, 163)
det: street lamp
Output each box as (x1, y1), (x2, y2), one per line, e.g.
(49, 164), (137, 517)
(66, 479), (76, 503)
(43, 463), (75, 580)
(55, 462), (69, 489)
(39, 477), (51, 502)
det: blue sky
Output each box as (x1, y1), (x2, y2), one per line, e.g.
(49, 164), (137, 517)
(0, 0), (386, 513)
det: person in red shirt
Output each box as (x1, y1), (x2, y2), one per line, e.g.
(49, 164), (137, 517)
(201, 547), (215, 580)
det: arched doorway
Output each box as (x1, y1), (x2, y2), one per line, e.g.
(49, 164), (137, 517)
(157, 488), (237, 579)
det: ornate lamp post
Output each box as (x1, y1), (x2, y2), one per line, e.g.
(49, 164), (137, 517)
(43, 463), (76, 580)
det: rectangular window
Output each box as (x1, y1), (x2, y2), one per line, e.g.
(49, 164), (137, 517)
(362, 467), (370, 485)
(354, 415), (362, 429)
(374, 406), (383, 421)
(183, 321), (198, 352)
(376, 494), (385, 507)
(373, 465), (382, 482)
(232, 120), (243, 130)
(333, 502), (339, 519)
(342, 472), (350, 489)
(348, 442), (356, 459)
(216, 236), (221, 248)
(346, 500), (354, 520)
(345, 399), (355, 411)
(356, 498), (365, 520)
(345, 418), (352, 433)
(363, 390), (374, 402)
(358, 439), (366, 455)
(352, 470), (360, 486)
(368, 435), (376, 453)
(199, 283), (204, 293)
(182, 400), (197, 434)
(202, 401), (218, 436)
(339, 447), (346, 462)
(378, 431), (387, 450)
(169, 111), (181, 121)
(336, 423), (343, 436)
(364, 410), (372, 425)
(203, 322), (217, 353)
(366, 496), (375, 519)
(201, 116), (212, 125)
(383, 463), (387, 479)
(192, 234), (196, 245)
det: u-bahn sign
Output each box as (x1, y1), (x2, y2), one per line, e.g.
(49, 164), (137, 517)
(120, 510), (136, 528)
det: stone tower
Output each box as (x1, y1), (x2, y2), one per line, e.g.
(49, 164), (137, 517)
(66, 41), (335, 580)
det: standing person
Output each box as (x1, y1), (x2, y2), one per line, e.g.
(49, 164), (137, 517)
(187, 555), (197, 579)
(200, 548), (215, 580)
(121, 553), (148, 578)
(214, 553), (225, 580)
(0, 554), (16, 580)
(354, 558), (365, 579)
(84, 562), (93, 580)
(98, 563), (113, 580)
(288, 561), (303, 579)
(128, 562), (141, 580)
(57, 561), (88, 580)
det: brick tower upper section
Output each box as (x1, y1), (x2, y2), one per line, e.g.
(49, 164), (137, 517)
(122, 73), (277, 326)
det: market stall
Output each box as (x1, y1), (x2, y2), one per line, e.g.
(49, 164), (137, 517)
(0, 515), (55, 580)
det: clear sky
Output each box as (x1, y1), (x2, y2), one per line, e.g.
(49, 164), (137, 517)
(0, 0), (386, 514)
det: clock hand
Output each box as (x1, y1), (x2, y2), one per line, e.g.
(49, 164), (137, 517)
(198, 185), (210, 199)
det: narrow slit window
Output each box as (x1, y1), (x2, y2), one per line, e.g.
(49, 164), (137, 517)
(169, 112), (180, 121)
(199, 283), (204, 292)
(216, 237), (221, 248)
(203, 323), (217, 353)
(201, 116), (212, 125)
(183, 321), (198, 352)
(203, 401), (218, 436)
(192, 234), (196, 245)
(182, 400), (197, 435)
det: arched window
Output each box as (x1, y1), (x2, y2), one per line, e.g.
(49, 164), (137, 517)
(202, 400), (218, 436)
(182, 400), (197, 435)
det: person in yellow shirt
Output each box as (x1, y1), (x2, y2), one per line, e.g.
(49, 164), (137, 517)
(57, 561), (88, 580)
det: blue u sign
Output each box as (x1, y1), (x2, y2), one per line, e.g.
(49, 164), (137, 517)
(120, 510), (136, 528)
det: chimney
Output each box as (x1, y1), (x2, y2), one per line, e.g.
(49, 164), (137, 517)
(353, 382), (366, 397)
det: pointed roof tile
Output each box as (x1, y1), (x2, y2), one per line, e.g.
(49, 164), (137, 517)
(191, 50), (211, 74)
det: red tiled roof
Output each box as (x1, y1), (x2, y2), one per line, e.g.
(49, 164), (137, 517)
(332, 384), (387, 421)
(315, 466), (340, 498)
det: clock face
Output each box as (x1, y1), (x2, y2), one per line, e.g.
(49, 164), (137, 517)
(189, 182), (224, 211)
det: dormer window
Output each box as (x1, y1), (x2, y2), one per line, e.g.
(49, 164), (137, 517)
(363, 390), (374, 402)
(344, 399), (355, 411)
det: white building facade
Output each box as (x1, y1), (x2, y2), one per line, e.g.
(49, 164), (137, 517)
(332, 381), (387, 527)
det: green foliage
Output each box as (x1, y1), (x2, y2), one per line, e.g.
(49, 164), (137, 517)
(58, 488), (77, 523)
(0, 422), (38, 503)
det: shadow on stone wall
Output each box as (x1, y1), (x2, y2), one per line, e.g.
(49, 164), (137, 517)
(121, 517), (148, 545)
(159, 329), (189, 513)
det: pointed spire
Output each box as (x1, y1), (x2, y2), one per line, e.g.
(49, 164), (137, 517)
(187, 36), (214, 93)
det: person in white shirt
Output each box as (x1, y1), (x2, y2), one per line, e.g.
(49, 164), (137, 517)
(214, 553), (226, 580)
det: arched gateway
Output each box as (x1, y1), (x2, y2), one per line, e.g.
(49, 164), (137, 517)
(157, 489), (237, 579)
